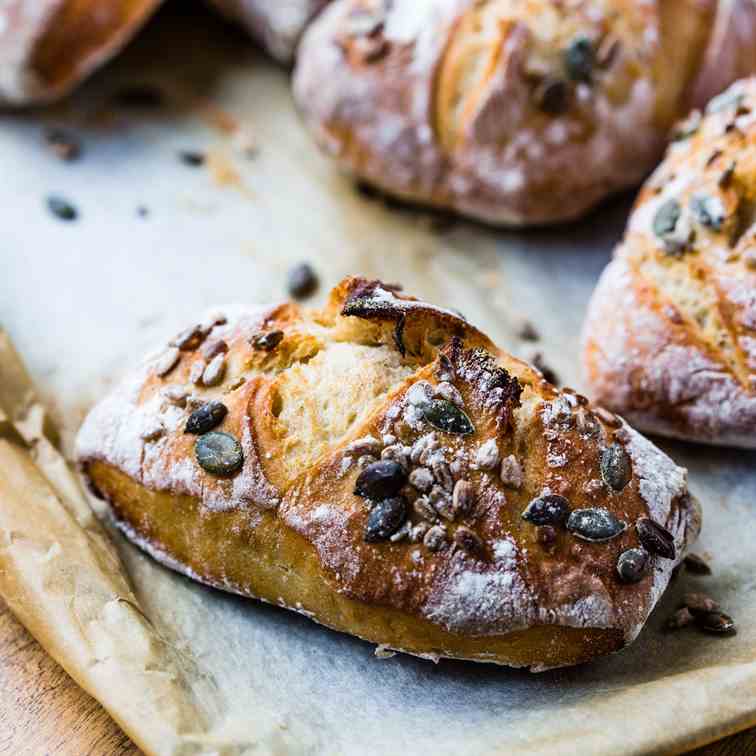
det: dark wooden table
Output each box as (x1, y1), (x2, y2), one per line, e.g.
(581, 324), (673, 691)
(0, 599), (752, 755)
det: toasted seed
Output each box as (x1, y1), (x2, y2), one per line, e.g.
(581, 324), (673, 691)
(172, 324), (206, 351)
(534, 77), (569, 115)
(666, 607), (694, 630)
(357, 454), (378, 469)
(364, 496), (406, 542)
(430, 486), (455, 521)
(567, 508), (626, 542)
(564, 36), (594, 82)
(410, 433), (438, 464)
(423, 524), (447, 551)
(423, 399), (474, 435)
(381, 443), (411, 470)
(536, 525), (558, 550)
(185, 400), (228, 434)
(434, 381), (464, 407)
(410, 522), (430, 543)
(684, 553), (712, 575)
(500, 455), (523, 489)
(252, 330), (284, 351)
(155, 347), (181, 377)
(161, 385), (188, 407)
(346, 435), (383, 457)
(636, 517), (676, 560)
(452, 479), (476, 516)
(690, 194), (726, 231)
(287, 262), (319, 300)
(475, 439), (501, 471)
(202, 354), (226, 387)
(407, 381), (432, 407)
(409, 467), (434, 493)
(431, 459), (454, 491)
(684, 592), (720, 616)
(696, 611), (736, 635)
(413, 495), (438, 522)
(195, 431), (243, 476)
(522, 495), (571, 527)
(436, 353), (456, 383)
(389, 520), (412, 543)
(201, 338), (228, 360)
(189, 359), (206, 384)
(600, 442), (632, 491)
(594, 406), (622, 428)
(577, 411), (601, 438)
(354, 460), (407, 500)
(140, 422), (164, 441)
(454, 526), (484, 556)
(653, 199), (681, 238)
(616, 548), (648, 583)
(47, 195), (78, 221)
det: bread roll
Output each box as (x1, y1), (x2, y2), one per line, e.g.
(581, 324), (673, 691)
(583, 77), (756, 449)
(77, 277), (700, 670)
(0, 0), (162, 105)
(292, 0), (756, 226)
(207, 0), (330, 62)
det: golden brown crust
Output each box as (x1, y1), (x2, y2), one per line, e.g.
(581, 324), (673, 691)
(77, 277), (700, 669)
(582, 77), (756, 448)
(292, 0), (755, 226)
(0, 0), (162, 105)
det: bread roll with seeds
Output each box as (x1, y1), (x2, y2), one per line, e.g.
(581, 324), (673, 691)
(582, 77), (756, 449)
(207, 0), (331, 62)
(77, 277), (700, 670)
(0, 0), (162, 105)
(292, 0), (756, 226)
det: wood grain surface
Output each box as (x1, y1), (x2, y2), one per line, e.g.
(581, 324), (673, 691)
(0, 598), (751, 756)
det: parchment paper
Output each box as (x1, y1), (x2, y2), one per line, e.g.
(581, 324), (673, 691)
(1, 6), (755, 755)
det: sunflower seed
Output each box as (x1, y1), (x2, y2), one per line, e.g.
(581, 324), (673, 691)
(522, 495), (571, 527)
(172, 324), (206, 351)
(410, 433), (438, 464)
(434, 381), (464, 407)
(423, 400), (475, 435)
(577, 411), (601, 438)
(195, 431), (243, 476)
(189, 359), (206, 385)
(409, 467), (434, 493)
(364, 496), (407, 542)
(475, 439), (501, 471)
(636, 517), (676, 559)
(423, 524), (447, 551)
(413, 495), (438, 522)
(140, 422), (164, 441)
(594, 406), (622, 428)
(616, 548), (648, 583)
(201, 338), (228, 361)
(567, 508), (626, 542)
(251, 330), (284, 351)
(696, 611), (736, 635)
(454, 526), (484, 556)
(155, 347), (180, 377)
(346, 436), (383, 457)
(381, 443), (411, 470)
(410, 522), (430, 542)
(430, 486), (455, 521)
(354, 460), (407, 500)
(185, 400), (228, 434)
(431, 459), (454, 491)
(202, 354), (226, 387)
(161, 385), (188, 407)
(452, 479), (475, 516)
(600, 442), (632, 491)
(499, 455), (523, 489)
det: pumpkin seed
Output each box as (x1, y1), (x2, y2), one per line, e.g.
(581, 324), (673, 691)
(522, 495), (571, 527)
(696, 611), (736, 635)
(364, 496), (407, 542)
(636, 517), (676, 559)
(690, 194), (726, 230)
(616, 548), (648, 583)
(354, 460), (407, 500)
(567, 508), (626, 542)
(564, 36), (595, 82)
(47, 195), (78, 221)
(185, 400), (228, 434)
(653, 199), (681, 238)
(422, 399), (474, 435)
(600, 442), (632, 491)
(195, 431), (243, 476)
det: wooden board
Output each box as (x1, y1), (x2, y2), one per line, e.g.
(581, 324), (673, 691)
(0, 598), (752, 756)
